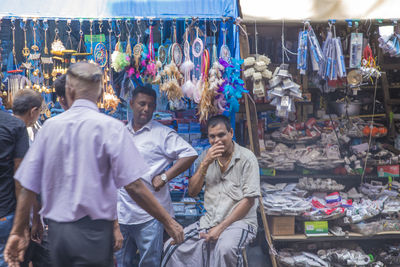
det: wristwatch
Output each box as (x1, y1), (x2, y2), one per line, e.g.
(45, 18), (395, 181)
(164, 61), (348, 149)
(160, 173), (168, 183)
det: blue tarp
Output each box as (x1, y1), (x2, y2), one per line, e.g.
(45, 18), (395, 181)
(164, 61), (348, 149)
(0, 0), (237, 19)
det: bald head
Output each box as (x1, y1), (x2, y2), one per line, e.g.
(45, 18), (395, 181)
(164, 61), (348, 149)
(66, 62), (103, 104)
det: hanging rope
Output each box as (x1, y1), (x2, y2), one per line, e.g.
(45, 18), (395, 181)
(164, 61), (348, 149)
(281, 19), (297, 64)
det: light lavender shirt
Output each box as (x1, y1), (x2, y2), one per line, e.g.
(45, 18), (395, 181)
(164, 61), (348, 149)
(118, 120), (197, 225)
(15, 99), (149, 222)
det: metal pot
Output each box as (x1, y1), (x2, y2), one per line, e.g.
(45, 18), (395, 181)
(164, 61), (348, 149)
(330, 101), (362, 116)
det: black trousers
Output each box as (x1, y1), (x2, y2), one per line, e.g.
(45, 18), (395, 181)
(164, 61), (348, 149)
(48, 216), (113, 267)
(21, 239), (51, 267)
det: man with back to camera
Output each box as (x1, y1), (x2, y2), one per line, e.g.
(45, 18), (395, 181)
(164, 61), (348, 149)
(163, 115), (261, 267)
(0, 89), (42, 267)
(115, 84), (198, 267)
(4, 62), (184, 267)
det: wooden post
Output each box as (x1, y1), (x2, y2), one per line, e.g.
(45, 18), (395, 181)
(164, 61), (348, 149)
(259, 196), (278, 267)
(239, 22), (276, 267)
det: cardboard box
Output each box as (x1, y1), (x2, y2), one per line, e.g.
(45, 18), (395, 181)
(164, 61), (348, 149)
(304, 221), (329, 236)
(377, 165), (399, 177)
(269, 216), (295, 236)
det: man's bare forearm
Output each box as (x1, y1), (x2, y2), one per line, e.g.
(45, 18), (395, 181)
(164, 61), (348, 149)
(218, 197), (255, 230)
(125, 179), (173, 224)
(165, 156), (197, 181)
(10, 188), (36, 235)
(188, 161), (209, 197)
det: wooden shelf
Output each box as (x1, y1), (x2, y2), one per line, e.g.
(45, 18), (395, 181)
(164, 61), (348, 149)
(260, 174), (378, 181)
(272, 231), (400, 242)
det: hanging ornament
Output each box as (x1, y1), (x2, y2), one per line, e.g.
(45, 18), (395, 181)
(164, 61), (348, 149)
(145, 24), (157, 78)
(218, 58), (247, 113)
(73, 19), (92, 60)
(171, 20), (183, 66)
(360, 44), (381, 80)
(159, 61), (183, 101)
(219, 24), (231, 63)
(180, 28), (195, 99)
(198, 49), (218, 122)
(99, 20), (120, 112)
(124, 20), (132, 56)
(133, 19), (144, 71)
(21, 19), (30, 59)
(211, 20), (218, 64)
(158, 19), (167, 65)
(51, 20), (65, 55)
(111, 21), (129, 72)
(93, 20), (107, 67)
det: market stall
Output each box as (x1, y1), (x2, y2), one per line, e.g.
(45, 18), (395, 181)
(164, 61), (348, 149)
(0, 0), (251, 237)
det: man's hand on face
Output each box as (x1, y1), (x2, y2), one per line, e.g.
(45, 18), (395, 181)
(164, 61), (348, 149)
(203, 141), (225, 166)
(152, 175), (165, 192)
(199, 224), (224, 242)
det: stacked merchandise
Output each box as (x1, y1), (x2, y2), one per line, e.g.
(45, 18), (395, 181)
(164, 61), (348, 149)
(262, 180), (400, 266)
(258, 118), (396, 174)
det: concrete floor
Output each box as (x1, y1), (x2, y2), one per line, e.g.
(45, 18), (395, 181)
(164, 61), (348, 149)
(247, 244), (272, 267)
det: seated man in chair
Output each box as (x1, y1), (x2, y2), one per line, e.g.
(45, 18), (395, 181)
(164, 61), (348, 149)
(162, 115), (260, 267)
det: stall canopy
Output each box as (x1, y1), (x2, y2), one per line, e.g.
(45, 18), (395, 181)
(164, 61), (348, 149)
(240, 0), (400, 22)
(0, 0), (237, 19)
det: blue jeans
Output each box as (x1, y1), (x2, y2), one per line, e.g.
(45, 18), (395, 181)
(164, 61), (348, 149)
(0, 213), (14, 267)
(115, 219), (163, 267)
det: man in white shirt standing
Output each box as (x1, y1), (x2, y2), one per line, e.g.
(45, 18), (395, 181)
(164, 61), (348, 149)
(116, 84), (198, 267)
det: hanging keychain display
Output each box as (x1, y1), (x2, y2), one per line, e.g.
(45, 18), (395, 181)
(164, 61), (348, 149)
(111, 20), (129, 73)
(21, 19), (30, 59)
(51, 19), (65, 55)
(125, 20), (133, 56)
(171, 20), (183, 66)
(192, 26), (204, 58)
(145, 22), (157, 78)
(41, 19), (52, 88)
(211, 20), (218, 64)
(73, 20), (92, 59)
(158, 20), (167, 65)
(219, 22), (231, 62)
(93, 20), (107, 67)
(133, 19), (143, 71)
(29, 19), (40, 60)
(180, 26), (195, 99)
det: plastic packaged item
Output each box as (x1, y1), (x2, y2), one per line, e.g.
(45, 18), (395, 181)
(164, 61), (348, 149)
(349, 33), (363, 68)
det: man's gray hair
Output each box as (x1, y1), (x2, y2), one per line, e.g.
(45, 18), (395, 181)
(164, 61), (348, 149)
(12, 89), (43, 115)
(67, 62), (103, 83)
